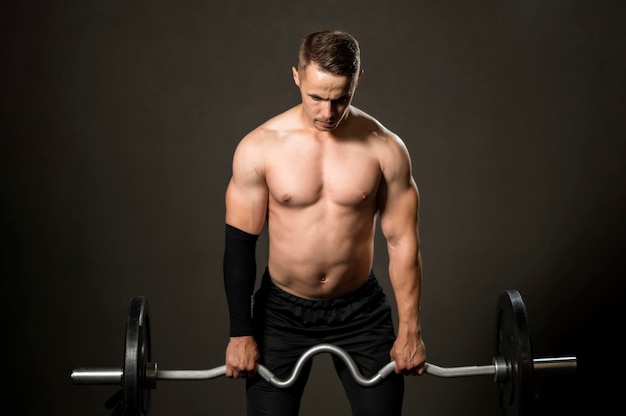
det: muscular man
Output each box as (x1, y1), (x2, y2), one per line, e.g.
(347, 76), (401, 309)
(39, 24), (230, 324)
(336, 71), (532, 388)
(223, 29), (426, 415)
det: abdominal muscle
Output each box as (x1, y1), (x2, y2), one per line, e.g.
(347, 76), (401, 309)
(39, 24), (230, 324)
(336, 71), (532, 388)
(266, 203), (377, 300)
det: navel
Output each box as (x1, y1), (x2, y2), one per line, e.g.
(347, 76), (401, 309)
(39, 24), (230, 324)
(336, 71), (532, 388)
(319, 274), (327, 283)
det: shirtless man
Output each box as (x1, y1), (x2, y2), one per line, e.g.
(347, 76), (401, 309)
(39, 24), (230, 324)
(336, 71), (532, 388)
(223, 30), (426, 415)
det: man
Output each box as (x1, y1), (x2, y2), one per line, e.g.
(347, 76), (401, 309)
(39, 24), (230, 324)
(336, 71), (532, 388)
(223, 29), (426, 415)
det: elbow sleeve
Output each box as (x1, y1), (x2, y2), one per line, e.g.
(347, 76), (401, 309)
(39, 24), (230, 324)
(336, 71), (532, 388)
(223, 224), (259, 337)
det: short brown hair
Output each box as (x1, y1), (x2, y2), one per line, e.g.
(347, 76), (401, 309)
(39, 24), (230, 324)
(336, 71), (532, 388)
(297, 30), (361, 76)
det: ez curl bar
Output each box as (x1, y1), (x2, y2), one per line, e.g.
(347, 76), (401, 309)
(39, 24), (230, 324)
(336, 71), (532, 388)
(71, 290), (576, 416)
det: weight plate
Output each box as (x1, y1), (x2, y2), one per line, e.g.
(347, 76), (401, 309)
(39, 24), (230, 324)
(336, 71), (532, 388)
(124, 297), (152, 416)
(495, 290), (534, 416)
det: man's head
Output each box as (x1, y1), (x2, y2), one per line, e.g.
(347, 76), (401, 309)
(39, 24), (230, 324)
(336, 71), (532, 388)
(296, 30), (361, 77)
(293, 30), (363, 131)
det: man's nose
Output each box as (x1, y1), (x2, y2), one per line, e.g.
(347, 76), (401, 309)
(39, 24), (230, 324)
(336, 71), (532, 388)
(320, 101), (335, 118)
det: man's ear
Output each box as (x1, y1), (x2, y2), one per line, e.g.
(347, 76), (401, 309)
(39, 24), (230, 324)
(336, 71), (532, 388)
(355, 69), (364, 86)
(292, 66), (301, 87)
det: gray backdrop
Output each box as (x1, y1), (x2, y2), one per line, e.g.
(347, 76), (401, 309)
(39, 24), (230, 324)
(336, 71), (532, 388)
(2, 0), (623, 415)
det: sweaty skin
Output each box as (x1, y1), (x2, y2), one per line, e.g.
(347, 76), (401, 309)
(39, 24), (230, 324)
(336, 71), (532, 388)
(224, 63), (426, 379)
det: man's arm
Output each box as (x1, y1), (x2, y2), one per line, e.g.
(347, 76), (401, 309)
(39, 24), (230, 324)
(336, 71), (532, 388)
(225, 132), (269, 234)
(223, 132), (268, 379)
(378, 134), (426, 376)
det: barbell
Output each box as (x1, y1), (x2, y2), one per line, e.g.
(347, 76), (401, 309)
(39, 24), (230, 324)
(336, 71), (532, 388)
(71, 290), (576, 415)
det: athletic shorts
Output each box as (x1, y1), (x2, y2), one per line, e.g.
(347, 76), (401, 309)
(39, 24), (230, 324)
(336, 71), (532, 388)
(246, 268), (404, 416)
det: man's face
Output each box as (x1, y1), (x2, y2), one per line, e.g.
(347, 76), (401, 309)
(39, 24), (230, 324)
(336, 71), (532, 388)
(292, 63), (362, 132)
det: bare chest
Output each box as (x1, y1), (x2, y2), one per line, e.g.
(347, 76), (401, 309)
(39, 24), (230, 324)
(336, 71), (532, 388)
(266, 144), (381, 207)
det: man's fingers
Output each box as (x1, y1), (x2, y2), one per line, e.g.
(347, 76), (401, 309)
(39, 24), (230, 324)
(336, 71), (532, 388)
(226, 366), (257, 379)
(394, 360), (426, 376)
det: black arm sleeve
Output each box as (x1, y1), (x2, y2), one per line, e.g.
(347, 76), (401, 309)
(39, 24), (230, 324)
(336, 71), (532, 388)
(223, 223), (259, 337)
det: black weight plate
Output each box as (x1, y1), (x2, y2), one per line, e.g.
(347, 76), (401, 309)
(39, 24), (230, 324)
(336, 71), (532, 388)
(495, 290), (534, 416)
(124, 297), (152, 416)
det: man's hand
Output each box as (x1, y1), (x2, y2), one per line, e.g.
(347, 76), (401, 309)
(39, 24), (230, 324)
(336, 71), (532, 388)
(390, 333), (426, 376)
(225, 335), (260, 379)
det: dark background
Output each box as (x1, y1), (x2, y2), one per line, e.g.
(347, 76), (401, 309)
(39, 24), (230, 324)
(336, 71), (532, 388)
(2, 1), (623, 415)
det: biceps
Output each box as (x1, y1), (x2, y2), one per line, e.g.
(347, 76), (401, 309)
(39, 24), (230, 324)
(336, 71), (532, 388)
(380, 184), (419, 246)
(225, 178), (268, 234)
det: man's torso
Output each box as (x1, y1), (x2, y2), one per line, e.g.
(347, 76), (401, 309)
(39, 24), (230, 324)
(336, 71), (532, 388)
(261, 106), (391, 299)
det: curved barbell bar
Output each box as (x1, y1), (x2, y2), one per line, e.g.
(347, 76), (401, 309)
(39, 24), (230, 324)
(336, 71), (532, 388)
(71, 343), (576, 388)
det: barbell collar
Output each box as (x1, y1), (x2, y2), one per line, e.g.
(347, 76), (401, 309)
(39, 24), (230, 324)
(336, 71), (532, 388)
(145, 362), (157, 389)
(493, 356), (508, 383)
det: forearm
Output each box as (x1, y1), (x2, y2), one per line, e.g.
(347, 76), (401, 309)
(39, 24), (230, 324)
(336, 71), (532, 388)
(388, 248), (427, 376)
(388, 248), (423, 337)
(223, 224), (259, 337)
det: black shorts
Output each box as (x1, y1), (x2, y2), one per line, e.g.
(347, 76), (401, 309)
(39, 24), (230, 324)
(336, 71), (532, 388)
(246, 268), (404, 416)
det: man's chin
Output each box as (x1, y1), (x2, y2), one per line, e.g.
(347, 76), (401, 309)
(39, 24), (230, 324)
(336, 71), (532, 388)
(316, 120), (337, 130)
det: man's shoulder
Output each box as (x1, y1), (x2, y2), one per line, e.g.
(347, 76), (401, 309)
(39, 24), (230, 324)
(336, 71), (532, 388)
(348, 107), (400, 143)
(245, 106), (300, 139)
